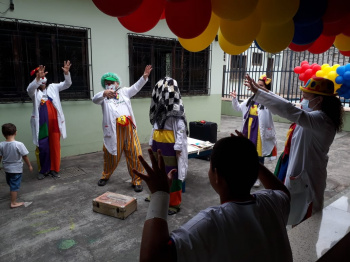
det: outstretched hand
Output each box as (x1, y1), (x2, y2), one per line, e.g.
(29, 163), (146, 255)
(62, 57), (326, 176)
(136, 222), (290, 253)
(62, 60), (71, 75)
(132, 149), (176, 194)
(230, 129), (246, 138)
(229, 90), (237, 99)
(35, 65), (48, 82)
(244, 74), (259, 94)
(143, 65), (153, 80)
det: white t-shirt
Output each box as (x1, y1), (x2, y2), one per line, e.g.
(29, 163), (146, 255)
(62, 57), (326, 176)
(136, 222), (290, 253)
(170, 190), (292, 262)
(0, 141), (29, 173)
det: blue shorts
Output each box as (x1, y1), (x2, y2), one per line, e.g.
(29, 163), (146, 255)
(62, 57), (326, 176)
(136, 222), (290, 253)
(5, 172), (22, 192)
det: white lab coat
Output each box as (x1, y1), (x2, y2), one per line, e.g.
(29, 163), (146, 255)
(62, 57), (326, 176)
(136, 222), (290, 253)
(27, 73), (72, 146)
(232, 97), (277, 157)
(92, 76), (147, 156)
(254, 89), (336, 225)
(149, 118), (188, 181)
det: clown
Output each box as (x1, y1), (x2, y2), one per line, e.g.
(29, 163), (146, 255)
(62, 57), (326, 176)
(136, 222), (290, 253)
(230, 74), (277, 187)
(92, 65), (152, 192)
(27, 61), (72, 180)
(245, 75), (344, 225)
(147, 77), (188, 215)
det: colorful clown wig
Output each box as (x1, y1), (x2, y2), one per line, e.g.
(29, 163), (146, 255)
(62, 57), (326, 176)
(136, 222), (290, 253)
(100, 72), (121, 88)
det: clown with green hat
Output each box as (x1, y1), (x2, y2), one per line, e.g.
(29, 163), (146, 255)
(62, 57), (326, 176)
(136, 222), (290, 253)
(245, 74), (344, 226)
(92, 65), (152, 192)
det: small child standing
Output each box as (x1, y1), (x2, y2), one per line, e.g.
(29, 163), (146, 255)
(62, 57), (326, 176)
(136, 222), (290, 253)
(0, 123), (33, 208)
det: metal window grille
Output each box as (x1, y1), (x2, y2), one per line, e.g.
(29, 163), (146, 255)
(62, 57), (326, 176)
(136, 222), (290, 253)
(0, 17), (92, 103)
(222, 42), (350, 107)
(128, 33), (211, 97)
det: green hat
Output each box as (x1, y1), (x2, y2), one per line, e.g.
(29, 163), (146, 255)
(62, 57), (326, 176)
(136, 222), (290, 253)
(101, 72), (121, 88)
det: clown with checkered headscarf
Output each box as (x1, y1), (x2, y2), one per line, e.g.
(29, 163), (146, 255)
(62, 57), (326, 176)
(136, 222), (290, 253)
(245, 74), (344, 226)
(27, 61), (72, 180)
(92, 65), (152, 192)
(148, 77), (188, 215)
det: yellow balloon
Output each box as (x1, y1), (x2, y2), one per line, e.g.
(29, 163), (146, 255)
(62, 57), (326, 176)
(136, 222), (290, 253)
(212, 0), (258, 21)
(179, 12), (220, 52)
(218, 30), (252, 55)
(255, 20), (294, 53)
(321, 64), (330, 70)
(334, 34), (350, 51)
(316, 70), (325, 77)
(220, 10), (261, 46)
(257, 0), (300, 24)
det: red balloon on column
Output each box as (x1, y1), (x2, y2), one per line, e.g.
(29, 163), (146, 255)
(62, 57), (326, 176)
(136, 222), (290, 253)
(165, 0), (212, 39)
(340, 50), (350, 57)
(92, 0), (143, 17)
(288, 42), (312, 52)
(308, 34), (335, 54)
(118, 0), (166, 33)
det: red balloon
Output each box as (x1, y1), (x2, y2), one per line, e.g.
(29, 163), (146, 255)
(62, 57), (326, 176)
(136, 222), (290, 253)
(322, 0), (350, 24)
(340, 50), (350, 57)
(294, 66), (302, 74)
(289, 42), (313, 52)
(301, 61), (309, 66)
(165, 0), (211, 39)
(118, 0), (165, 33)
(92, 0), (143, 17)
(312, 64), (322, 74)
(160, 9), (166, 20)
(301, 63), (310, 71)
(299, 73), (306, 81)
(304, 68), (313, 79)
(308, 34), (335, 54)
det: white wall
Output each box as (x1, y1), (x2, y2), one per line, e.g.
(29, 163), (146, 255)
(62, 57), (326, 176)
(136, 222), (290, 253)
(0, 0), (224, 159)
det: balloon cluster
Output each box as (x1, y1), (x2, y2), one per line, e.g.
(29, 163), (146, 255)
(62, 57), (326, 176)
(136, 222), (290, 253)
(92, 0), (350, 56)
(315, 64), (341, 90)
(335, 64), (350, 98)
(293, 61), (321, 84)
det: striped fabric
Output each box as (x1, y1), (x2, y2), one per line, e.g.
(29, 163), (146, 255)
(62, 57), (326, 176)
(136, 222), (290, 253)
(101, 121), (143, 186)
(36, 98), (61, 174)
(243, 103), (262, 157)
(152, 129), (182, 208)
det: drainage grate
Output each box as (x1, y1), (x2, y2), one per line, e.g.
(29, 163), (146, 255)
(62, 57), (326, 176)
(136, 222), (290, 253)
(59, 167), (86, 179)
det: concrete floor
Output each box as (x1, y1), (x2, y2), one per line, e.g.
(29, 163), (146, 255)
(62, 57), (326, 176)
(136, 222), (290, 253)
(1, 115), (349, 262)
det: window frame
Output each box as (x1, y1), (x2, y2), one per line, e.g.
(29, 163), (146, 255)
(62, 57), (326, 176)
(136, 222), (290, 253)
(0, 17), (93, 103)
(127, 33), (211, 98)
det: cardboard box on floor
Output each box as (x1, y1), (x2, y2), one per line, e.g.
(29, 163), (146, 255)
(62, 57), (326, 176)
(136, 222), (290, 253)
(93, 192), (137, 220)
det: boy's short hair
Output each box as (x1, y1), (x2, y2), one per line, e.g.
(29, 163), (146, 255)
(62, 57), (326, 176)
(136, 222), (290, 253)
(211, 136), (259, 195)
(2, 123), (17, 137)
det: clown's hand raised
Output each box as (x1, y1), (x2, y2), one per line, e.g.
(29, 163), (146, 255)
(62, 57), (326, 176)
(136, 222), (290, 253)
(35, 65), (48, 82)
(62, 60), (71, 75)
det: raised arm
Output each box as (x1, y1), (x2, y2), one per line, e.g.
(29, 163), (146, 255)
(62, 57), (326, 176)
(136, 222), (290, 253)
(124, 65), (152, 98)
(230, 90), (244, 112)
(132, 149), (177, 262)
(56, 60), (72, 92)
(27, 65), (47, 98)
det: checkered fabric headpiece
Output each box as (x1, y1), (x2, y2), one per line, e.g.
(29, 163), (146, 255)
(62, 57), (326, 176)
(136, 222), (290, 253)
(149, 77), (188, 134)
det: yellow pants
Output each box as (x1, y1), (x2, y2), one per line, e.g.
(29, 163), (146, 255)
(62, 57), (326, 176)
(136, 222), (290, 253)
(101, 122), (144, 186)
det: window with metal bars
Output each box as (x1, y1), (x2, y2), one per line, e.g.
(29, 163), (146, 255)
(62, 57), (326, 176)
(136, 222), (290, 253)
(128, 33), (211, 97)
(0, 18), (91, 103)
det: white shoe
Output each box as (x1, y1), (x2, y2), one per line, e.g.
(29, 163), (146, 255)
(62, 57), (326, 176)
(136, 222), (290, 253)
(254, 179), (261, 188)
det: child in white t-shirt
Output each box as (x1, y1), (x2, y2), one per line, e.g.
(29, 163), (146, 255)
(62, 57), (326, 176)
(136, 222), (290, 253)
(0, 123), (33, 208)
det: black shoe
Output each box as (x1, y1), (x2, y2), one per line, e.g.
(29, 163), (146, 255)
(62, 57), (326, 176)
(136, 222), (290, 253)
(50, 171), (60, 179)
(132, 184), (143, 192)
(98, 179), (108, 186)
(168, 207), (180, 215)
(37, 173), (45, 180)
